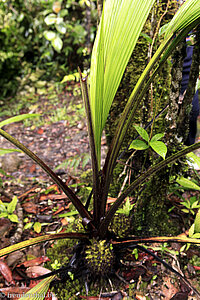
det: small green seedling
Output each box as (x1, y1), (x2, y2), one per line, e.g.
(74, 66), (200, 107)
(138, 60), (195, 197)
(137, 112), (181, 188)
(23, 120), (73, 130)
(181, 196), (200, 215)
(0, 196), (18, 223)
(55, 153), (90, 173)
(148, 242), (179, 256)
(132, 248), (139, 260)
(116, 197), (135, 216)
(24, 218), (42, 233)
(67, 271), (74, 280)
(129, 126), (167, 159)
(180, 209), (200, 253)
(51, 259), (61, 270)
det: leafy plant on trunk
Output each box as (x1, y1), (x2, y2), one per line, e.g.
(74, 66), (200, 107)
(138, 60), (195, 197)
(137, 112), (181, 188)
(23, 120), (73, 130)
(0, 0), (200, 298)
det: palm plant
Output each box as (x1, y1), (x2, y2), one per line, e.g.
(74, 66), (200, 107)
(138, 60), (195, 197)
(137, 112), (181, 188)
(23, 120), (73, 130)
(1, 0), (200, 297)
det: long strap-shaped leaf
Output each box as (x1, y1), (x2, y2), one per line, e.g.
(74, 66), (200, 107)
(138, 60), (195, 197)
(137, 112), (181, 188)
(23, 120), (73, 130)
(79, 70), (101, 225)
(0, 114), (40, 128)
(0, 232), (89, 258)
(90, 0), (156, 165)
(101, 35), (172, 214)
(101, 26), (192, 209)
(111, 235), (200, 245)
(99, 141), (200, 236)
(101, 1), (200, 214)
(0, 129), (92, 221)
(19, 276), (56, 300)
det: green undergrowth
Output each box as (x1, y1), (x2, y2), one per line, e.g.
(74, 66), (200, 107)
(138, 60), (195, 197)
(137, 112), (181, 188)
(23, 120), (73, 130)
(77, 170), (93, 203)
(0, 81), (85, 128)
(189, 255), (200, 269)
(45, 226), (83, 298)
(187, 255), (200, 290)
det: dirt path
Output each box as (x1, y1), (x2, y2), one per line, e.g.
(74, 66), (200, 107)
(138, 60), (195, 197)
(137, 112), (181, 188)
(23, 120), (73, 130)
(0, 92), (107, 191)
(0, 121), (90, 179)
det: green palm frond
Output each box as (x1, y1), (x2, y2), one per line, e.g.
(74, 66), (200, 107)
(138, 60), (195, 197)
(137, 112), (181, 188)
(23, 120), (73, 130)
(89, 0), (156, 165)
(19, 276), (56, 300)
(101, 0), (200, 207)
(165, 0), (200, 37)
(0, 232), (89, 258)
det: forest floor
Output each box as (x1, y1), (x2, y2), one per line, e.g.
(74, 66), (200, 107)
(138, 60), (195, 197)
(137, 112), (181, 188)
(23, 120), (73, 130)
(0, 83), (200, 299)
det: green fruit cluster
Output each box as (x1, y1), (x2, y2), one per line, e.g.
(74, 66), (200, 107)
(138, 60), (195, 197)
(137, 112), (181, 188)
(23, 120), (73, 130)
(109, 214), (131, 237)
(85, 239), (115, 275)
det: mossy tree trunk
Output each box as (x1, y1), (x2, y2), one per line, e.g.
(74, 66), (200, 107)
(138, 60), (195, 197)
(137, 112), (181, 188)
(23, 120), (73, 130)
(105, 1), (200, 236)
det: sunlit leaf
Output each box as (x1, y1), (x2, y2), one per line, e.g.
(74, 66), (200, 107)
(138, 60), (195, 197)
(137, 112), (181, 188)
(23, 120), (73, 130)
(43, 30), (56, 41)
(116, 198), (134, 216)
(180, 244), (186, 252)
(0, 114), (40, 128)
(134, 125), (149, 142)
(0, 148), (22, 155)
(129, 140), (149, 150)
(61, 72), (80, 83)
(194, 209), (200, 233)
(176, 177), (200, 191)
(51, 36), (63, 52)
(192, 233), (200, 238)
(34, 222), (42, 233)
(111, 235), (200, 245)
(181, 208), (190, 214)
(159, 23), (169, 36)
(44, 13), (57, 25)
(150, 133), (164, 142)
(56, 17), (64, 24)
(24, 222), (33, 230)
(140, 32), (152, 44)
(61, 74), (76, 83)
(55, 23), (67, 34)
(58, 211), (78, 217)
(0, 200), (6, 209)
(7, 196), (18, 214)
(187, 152), (200, 169)
(149, 141), (167, 159)
(164, 0), (200, 38)
(191, 201), (200, 209)
(8, 214), (18, 223)
(60, 9), (68, 17)
(197, 78), (200, 90)
(102, 0), (200, 209)
(189, 223), (195, 237)
(0, 213), (8, 218)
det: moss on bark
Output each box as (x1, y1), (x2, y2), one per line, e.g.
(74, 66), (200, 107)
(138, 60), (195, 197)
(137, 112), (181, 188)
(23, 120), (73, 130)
(132, 170), (180, 236)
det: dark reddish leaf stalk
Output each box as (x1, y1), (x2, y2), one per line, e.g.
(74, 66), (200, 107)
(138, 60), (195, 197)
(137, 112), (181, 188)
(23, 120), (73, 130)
(78, 68), (101, 227)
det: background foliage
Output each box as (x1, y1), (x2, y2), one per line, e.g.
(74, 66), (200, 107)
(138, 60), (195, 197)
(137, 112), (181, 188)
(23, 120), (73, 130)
(0, 0), (96, 100)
